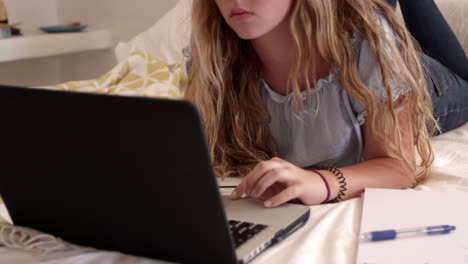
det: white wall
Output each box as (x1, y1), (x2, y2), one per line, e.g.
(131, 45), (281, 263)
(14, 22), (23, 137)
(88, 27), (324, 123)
(0, 58), (61, 87)
(57, 0), (178, 43)
(57, 0), (178, 83)
(0, 0), (177, 87)
(0, 0), (61, 86)
(3, 0), (59, 33)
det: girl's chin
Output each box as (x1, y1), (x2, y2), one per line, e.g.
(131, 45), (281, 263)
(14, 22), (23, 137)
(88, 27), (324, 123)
(233, 30), (264, 40)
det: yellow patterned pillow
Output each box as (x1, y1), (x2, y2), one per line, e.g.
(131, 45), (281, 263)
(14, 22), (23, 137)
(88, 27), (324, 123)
(52, 49), (186, 99)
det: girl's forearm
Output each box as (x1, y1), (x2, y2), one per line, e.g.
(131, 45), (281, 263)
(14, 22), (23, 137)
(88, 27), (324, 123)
(320, 157), (415, 201)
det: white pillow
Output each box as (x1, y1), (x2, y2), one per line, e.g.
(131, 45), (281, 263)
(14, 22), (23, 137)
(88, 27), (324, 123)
(115, 0), (192, 64)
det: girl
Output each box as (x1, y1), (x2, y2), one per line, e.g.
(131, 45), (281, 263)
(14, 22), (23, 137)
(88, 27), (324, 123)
(184, 0), (468, 207)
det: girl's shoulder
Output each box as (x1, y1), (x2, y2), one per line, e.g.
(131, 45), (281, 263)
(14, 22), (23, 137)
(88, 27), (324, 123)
(351, 13), (408, 102)
(352, 13), (397, 58)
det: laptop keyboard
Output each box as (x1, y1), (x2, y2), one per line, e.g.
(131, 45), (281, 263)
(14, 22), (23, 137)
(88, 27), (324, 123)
(228, 220), (268, 248)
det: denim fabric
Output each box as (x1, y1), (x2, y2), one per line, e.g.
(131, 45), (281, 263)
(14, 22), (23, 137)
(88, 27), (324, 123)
(421, 54), (468, 135)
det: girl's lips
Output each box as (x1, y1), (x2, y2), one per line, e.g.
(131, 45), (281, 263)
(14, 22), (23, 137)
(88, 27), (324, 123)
(230, 8), (253, 20)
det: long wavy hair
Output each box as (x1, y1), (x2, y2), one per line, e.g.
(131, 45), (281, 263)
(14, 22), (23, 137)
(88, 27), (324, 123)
(185, 0), (437, 184)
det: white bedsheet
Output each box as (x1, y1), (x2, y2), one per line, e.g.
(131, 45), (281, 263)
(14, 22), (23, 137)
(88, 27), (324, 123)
(1, 122), (468, 264)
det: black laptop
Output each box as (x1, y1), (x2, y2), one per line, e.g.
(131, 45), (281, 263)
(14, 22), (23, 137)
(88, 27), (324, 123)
(0, 85), (310, 264)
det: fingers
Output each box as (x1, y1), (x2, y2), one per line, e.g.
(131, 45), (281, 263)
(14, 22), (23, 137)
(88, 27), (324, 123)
(257, 183), (284, 200)
(264, 185), (301, 208)
(244, 159), (285, 196)
(250, 169), (288, 199)
(230, 179), (247, 200)
(230, 159), (286, 199)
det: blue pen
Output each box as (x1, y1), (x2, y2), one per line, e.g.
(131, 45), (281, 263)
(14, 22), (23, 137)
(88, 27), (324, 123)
(361, 225), (456, 242)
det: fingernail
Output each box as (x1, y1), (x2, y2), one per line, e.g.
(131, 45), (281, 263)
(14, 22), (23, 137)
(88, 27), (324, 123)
(264, 201), (272, 208)
(251, 191), (257, 198)
(230, 190), (237, 199)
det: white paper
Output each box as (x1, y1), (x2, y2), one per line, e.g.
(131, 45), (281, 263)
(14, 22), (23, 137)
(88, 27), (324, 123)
(356, 188), (468, 264)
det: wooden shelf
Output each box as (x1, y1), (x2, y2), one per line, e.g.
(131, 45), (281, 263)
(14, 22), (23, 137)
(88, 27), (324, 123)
(0, 29), (113, 63)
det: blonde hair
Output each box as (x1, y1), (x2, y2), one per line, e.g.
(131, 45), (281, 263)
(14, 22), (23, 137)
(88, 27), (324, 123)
(185, 0), (437, 184)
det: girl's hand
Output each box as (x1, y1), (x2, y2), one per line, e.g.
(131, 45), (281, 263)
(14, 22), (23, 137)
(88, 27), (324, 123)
(230, 158), (338, 207)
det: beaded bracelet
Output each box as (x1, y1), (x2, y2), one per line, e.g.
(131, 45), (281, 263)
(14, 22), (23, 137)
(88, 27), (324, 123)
(319, 166), (347, 203)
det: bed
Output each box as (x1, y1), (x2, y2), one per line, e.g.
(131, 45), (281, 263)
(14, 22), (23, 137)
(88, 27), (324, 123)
(1, 0), (467, 263)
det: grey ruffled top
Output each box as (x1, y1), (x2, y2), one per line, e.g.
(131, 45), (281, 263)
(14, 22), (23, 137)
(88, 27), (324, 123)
(261, 15), (407, 168)
(184, 15), (407, 169)
(262, 75), (366, 168)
